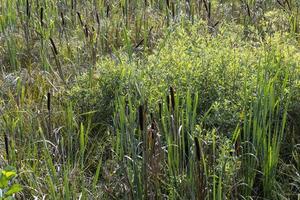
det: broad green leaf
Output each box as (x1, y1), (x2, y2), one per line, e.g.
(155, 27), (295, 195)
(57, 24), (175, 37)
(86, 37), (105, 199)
(5, 184), (22, 196)
(0, 175), (8, 188)
(2, 171), (16, 179)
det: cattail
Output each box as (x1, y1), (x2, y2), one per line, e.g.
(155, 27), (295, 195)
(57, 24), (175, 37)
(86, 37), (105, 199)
(139, 105), (144, 131)
(4, 133), (9, 162)
(40, 7), (44, 27)
(149, 26), (153, 34)
(246, 3), (251, 17)
(213, 21), (219, 28)
(96, 12), (100, 25)
(135, 39), (144, 49)
(170, 86), (175, 111)
(49, 37), (58, 55)
(47, 92), (51, 112)
(158, 101), (162, 119)
(84, 24), (89, 38)
(166, 0), (170, 9)
(77, 12), (84, 26)
(61, 12), (65, 26)
(277, 0), (284, 8)
(194, 137), (201, 161)
(171, 2), (175, 19)
(49, 37), (65, 83)
(106, 5), (110, 18)
(26, 0), (30, 19)
(208, 1), (211, 19)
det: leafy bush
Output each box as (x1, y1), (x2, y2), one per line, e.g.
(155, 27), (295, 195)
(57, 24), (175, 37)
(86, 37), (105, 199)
(68, 58), (137, 133)
(70, 22), (300, 135)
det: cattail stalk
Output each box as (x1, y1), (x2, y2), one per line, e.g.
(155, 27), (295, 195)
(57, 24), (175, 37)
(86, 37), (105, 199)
(139, 105), (144, 131)
(166, 0), (170, 9)
(171, 2), (175, 20)
(246, 3), (251, 17)
(106, 5), (110, 18)
(4, 133), (9, 163)
(84, 24), (89, 38)
(158, 101), (162, 119)
(47, 92), (51, 111)
(170, 86), (175, 111)
(194, 136), (206, 199)
(96, 12), (100, 25)
(194, 137), (201, 161)
(77, 12), (84, 26)
(49, 37), (58, 55)
(49, 38), (66, 83)
(26, 0), (30, 19)
(61, 12), (65, 27)
(40, 7), (44, 27)
(139, 104), (148, 198)
(47, 92), (52, 138)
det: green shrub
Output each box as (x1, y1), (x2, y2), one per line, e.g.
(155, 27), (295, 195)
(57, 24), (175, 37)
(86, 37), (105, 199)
(70, 22), (300, 135)
(68, 57), (139, 134)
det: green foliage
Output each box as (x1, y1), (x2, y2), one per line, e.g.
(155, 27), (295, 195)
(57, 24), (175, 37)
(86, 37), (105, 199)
(0, 0), (300, 199)
(0, 167), (22, 200)
(72, 21), (300, 134)
(68, 58), (135, 134)
(240, 72), (290, 198)
(65, 21), (299, 198)
(112, 89), (239, 199)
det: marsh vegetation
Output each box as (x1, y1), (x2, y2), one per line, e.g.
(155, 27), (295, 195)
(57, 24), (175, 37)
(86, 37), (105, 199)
(0, 0), (300, 199)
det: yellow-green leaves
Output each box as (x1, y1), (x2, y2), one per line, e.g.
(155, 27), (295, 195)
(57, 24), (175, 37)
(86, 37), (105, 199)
(0, 167), (22, 199)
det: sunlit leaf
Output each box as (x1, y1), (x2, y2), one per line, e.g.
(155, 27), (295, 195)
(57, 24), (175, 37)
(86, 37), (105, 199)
(5, 183), (22, 196)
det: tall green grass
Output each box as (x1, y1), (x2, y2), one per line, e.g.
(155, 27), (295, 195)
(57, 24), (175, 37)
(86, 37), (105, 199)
(240, 70), (290, 198)
(113, 88), (240, 199)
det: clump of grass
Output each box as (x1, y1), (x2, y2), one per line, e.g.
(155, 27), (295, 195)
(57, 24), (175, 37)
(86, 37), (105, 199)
(112, 86), (239, 198)
(239, 70), (290, 198)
